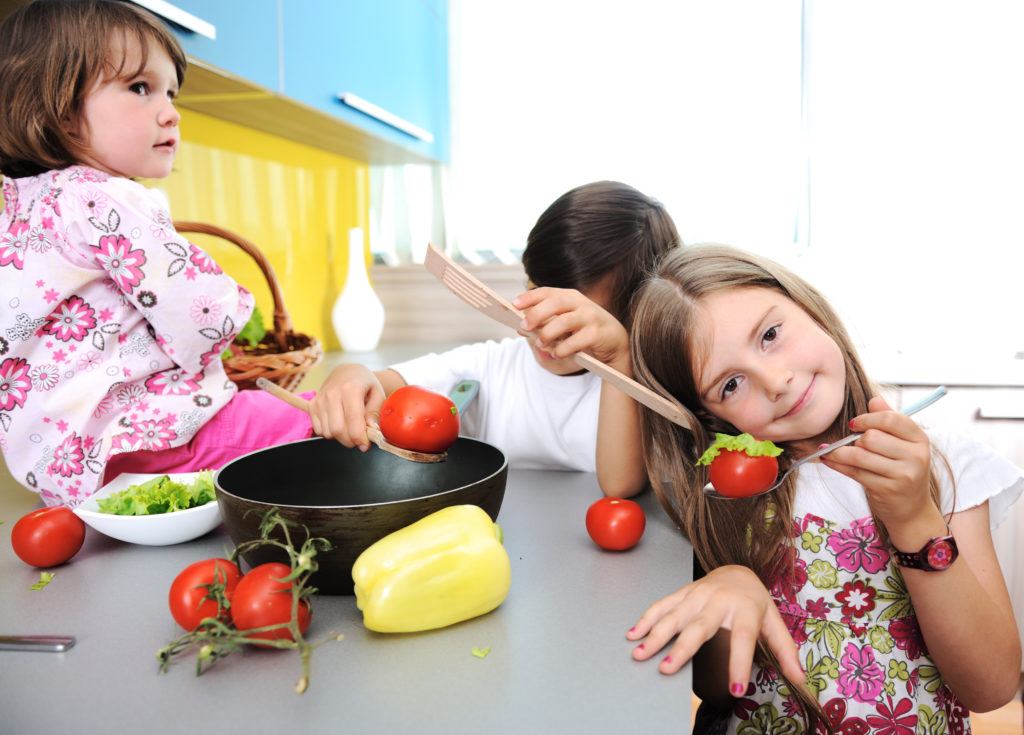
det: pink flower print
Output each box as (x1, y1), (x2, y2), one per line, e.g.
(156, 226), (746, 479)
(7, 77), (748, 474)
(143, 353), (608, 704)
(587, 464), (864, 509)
(93, 392), (114, 418)
(0, 357), (32, 410)
(826, 518), (888, 573)
(0, 219), (28, 269)
(115, 383), (148, 408)
(190, 295), (223, 325)
(201, 337), (232, 367)
(76, 350), (102, 372)
(81, 188), (109, 219)
(144, 368), (201, 396)
(837, 641), (885, 703)
(110, 432), (147, 454)
(804, 596), (829, 620)
(865, 695), (916, 735)
(132, 419), (176, 451)
(91, 234), (147, 293)
(150, 209), (173, 239)
(41, 295), (96, 342)
(28, 225), (53, 253)
(888, 617), (927, 659)
(29, 363), (60, 390)
(835, 579), (877, 618)
(188, 243), (223, 274)
(49, 433), (85, 478)
(781, 611), (809, 645)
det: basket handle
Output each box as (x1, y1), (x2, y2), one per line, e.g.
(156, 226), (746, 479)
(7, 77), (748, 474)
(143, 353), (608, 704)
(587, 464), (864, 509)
(174, 221), (291, 351)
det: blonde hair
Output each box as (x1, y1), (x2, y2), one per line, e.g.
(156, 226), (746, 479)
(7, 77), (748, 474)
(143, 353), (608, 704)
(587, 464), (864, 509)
(630, 243), (946, 731)
(0, 0), (187, 178)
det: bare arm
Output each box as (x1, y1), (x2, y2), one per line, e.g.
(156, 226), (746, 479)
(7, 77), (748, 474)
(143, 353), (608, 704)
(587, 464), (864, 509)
(821, 397), (1022, 711)
(513, 287), (647, 497)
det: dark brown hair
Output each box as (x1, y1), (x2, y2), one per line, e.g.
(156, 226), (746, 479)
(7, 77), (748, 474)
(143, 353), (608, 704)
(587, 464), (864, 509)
(0, 0), (187, 178)
(522, 181), (681, 325)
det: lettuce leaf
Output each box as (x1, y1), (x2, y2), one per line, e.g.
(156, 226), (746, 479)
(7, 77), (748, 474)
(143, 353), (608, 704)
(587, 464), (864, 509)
(96, 471), (216, 516)
(696, 433), (783, 466)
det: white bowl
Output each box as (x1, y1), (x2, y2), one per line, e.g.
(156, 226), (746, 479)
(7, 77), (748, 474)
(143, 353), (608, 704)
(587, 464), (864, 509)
(74, 473), (222, 546)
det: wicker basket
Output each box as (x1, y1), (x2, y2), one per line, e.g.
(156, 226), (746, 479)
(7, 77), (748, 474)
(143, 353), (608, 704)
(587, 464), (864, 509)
(174, 221), (323, 392)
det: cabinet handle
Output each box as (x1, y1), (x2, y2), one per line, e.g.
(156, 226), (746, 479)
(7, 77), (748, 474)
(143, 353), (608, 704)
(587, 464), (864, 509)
(337, 92), (434, 144)
(132, 0), (216, 40)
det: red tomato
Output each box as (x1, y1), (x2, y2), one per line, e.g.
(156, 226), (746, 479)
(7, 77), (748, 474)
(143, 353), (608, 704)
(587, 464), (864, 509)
(709, 450), (779, 498)
(11, 506), (86, 567)
(378, 385), (460, 453)
(231, 562), (312, 644)
(168, 558), (242, 631)
(585, 497), (646, 551)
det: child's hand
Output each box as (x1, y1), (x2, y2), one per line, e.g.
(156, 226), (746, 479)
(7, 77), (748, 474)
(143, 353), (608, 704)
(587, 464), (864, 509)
(626, 565), (804, 695)
(512, 287), (629, 371)
(307, 364), (386, 451)
(818, 396), (935, 533)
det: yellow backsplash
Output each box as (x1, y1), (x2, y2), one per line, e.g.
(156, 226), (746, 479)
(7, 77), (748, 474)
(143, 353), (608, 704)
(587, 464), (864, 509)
(145, 108), (370, 351)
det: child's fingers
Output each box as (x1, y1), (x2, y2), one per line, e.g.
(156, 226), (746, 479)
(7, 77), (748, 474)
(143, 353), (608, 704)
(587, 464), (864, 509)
(759, 605), (806, 685)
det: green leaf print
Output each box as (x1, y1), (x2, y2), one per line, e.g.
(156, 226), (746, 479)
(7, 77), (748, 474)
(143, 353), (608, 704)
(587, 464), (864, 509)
(867, 624), (895, 654)
(803, 651), (839, 696)
(918, 664), (945, 695)
(799, 529), (823, 553)
(738, 703), (802, 735)
(876, 574), (915, 621)
(807, 618), (846, 659)
(806, 558), (838, 589)
(887, 659), (910, 681)
(916, 704), (947, 735)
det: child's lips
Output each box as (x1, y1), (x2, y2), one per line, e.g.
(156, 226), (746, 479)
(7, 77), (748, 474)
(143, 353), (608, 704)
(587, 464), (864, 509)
(782, 381), (814, 418)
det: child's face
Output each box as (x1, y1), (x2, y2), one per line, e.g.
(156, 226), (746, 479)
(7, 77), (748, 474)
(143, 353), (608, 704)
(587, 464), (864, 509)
(693, 287), (846, 448)
(76, 34), (180, 179)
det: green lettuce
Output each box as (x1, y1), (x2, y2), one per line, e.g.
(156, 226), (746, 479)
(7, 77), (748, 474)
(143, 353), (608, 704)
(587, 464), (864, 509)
(96, 471), (216, 516)
(696, 433), (783, 466)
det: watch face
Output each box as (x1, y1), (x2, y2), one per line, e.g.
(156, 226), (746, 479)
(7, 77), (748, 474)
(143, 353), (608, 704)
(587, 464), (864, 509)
(925, 538), (956, 570)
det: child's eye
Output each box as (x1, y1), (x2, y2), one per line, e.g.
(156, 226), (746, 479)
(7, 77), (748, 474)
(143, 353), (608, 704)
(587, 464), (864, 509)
(128, 81), (149, 95)
(721, 376), (740, 399)
(762, 325), (779, 345)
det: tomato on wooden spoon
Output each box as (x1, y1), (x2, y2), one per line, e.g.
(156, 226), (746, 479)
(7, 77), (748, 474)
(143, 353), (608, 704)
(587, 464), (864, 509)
(585, 497), (646, 550)
(379, 385), (460, 454)
(11, 506), (86, 567)
(697, 433), (783, 498)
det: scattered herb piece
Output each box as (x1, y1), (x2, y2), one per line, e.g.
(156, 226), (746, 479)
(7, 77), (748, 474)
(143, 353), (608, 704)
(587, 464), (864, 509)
(471, 645), (491, 659)
(30, 572), (55, 590)
(96, 471), (216, 516)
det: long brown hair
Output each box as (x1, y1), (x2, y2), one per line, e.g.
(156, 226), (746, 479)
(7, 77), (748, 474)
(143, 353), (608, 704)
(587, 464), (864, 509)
(629, 244), (946, 731)
(0, 0), (187, 178)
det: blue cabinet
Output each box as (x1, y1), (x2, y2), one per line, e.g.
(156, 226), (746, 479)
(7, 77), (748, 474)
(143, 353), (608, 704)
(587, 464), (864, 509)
(145, 0), (281, 93)
(280, 0), (450, 162)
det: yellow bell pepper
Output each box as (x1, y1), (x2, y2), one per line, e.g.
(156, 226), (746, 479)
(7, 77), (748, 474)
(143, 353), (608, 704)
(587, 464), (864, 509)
(352, 504), (511, 633)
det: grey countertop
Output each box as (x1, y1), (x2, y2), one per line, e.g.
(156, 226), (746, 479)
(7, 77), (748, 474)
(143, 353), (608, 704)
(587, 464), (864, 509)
(0, 468), (693, 734)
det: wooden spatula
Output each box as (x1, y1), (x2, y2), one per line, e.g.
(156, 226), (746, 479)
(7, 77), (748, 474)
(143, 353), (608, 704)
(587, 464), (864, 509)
(424, 243), (695, 432)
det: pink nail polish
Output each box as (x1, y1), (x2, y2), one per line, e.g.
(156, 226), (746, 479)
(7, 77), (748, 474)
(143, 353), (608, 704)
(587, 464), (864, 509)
(849, 419), (855, 429)
(730, 682), (746, 696)
(661, 655), (672, 664)
(635, 643), (644, 650)
(628, 626), (636, 632)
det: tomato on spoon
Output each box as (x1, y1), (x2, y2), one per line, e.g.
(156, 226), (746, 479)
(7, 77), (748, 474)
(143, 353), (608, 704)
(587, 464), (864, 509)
(379, 385), (460, 454)
(697, 433), (783, 499)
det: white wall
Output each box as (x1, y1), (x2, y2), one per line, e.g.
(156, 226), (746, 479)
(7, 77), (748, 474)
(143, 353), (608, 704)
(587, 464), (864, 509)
(447, 0), (1024, 379)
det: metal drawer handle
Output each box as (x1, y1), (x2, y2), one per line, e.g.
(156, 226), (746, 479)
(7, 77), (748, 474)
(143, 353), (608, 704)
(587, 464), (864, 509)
(337, 92), (435, 143)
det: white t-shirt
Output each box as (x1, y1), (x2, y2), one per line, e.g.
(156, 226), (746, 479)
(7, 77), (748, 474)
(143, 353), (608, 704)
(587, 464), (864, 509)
(389, 337), (601, 471)
(793, 426), (1024, 527)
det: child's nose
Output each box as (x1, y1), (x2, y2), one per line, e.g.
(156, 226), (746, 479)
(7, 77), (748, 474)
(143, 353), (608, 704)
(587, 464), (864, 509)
(160, 99), (180, 126)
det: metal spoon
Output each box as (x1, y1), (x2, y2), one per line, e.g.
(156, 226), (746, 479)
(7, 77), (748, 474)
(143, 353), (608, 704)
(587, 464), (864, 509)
(703, 386), (948, 500)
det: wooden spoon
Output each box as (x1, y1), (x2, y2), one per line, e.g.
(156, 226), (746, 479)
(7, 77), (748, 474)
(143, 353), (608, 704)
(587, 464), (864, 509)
(256, 378), (447, 463)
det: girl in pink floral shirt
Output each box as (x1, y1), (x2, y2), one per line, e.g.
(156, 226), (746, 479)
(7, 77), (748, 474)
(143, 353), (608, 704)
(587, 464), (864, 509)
(624, 245), (1021, 733)
(0, 1), (311, 506)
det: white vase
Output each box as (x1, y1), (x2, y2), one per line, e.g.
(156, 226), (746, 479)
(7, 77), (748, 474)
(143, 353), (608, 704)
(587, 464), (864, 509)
(332, 228), (385, 351)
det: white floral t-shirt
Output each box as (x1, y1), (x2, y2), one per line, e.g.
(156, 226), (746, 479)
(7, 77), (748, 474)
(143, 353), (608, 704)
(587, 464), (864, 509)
(0, 166), (254, 506)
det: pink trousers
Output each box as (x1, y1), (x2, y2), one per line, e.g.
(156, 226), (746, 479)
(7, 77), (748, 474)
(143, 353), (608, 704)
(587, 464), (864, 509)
(103, 389), (314, 483)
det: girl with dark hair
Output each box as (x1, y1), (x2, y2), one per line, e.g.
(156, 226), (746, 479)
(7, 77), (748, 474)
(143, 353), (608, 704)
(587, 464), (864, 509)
(311, 181), (681, 498)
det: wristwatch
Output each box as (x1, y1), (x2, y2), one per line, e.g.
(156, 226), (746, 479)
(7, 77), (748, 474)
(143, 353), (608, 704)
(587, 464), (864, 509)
(892, 534), (959, 571)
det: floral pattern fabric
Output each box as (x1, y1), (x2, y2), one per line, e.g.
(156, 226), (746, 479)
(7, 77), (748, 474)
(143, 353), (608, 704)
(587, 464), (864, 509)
(0, 166), (254, 505)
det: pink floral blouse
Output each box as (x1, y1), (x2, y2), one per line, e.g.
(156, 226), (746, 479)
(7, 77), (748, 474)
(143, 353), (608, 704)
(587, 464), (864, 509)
(696, 429), (1022, 735)
(0, 166), (253, 506)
